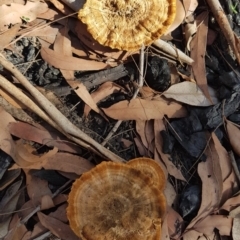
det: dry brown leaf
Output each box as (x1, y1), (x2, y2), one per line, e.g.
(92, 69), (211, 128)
(186, 136), (223, 230)
(225, 120), (240, 156)
(193, 215), (232, 236)
(27, 25), (59, 44)
(29, 222), (47, 239)
(8, 121), (82, 154)
(0, 179), (22, 238)
(0, 107), (16, 159)
(37, 212), (80, 240)
(211, 133), (233, 204)
(120, 138), (133, 148)
(41, 195), (55, 211)
(133, 137), (150, 157)
(3, 214), (28, 240)
(164, 181), (177, 206)
(84, 82), (123, 116)
(221, 169), (239, 206)
(161, 215), (170, 240)
(190, 11), (212, 102)
(0, 169), (21, 191)
(11, 141), (57, 169)
(0, 24), (21, 49)
(167, 207), (184, 239)
(183, 230), (203, 240)
(49, 203), (68, 223)
(24, 169), (52, 206)
(0, 1), (48, 31)
(12, 146), (94, 176)
(163, 81), (218, 106)
(43, 152), (95, 176)
(41, 46), (108, 71)
(145, 120), (155, 154)
(53, 26), (100, 115)
(103, 98), (187, 120)
(135, 120), (149, 150)
(183, 0), (198, 17)
(221, 194), (240, 212)
(154, 119), (186, 181)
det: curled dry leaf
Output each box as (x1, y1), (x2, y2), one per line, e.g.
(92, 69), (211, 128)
(11, 141), (57, 169)
(8, 121), (82, 154)
(0, 1), (48, 31)
(193, 215), (233, 236)
(102, 98), (187, 121)
(41, 46), (108, 71)
(37, 212), (79, 240)
(24, 169), (52, 206)
(54, 26), (101, 115)
(163, 81), (218, 106)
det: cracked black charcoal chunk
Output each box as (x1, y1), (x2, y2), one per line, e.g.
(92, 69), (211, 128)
(179, 185), (201, 218)
(31, 169), (68, 186)
(219, 69), (240, 88)
(169, 119), (207, 160)
(0, 150), (13, 180)
(161, 130), (175, 154)
(145, 57), (171, 92)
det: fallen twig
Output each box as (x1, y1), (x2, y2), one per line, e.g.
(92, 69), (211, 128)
(153, 39), (194, 65)
(206, 0), (240, 65)
(0, 54), (124, 162)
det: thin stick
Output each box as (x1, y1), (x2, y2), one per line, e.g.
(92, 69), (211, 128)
(0, 54), (124, 162)
(153, 39), (194, 65)
(101, 45), (145, 147)
(206, 0), (240, 65)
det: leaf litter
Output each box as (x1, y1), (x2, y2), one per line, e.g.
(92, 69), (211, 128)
(0, 0), (240, 239)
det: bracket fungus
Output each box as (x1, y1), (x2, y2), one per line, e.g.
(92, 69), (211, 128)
(127, 157), (166, 190)
(67, 161), (166, 240)
(78, 0), (176, 51)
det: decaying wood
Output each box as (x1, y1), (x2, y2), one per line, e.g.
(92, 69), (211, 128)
(79, 64), (129, 89)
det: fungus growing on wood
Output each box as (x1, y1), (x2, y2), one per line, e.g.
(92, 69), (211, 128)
(78, 0), (176, 51)
(67, 161), (166, 240)
(127, 157), (166, 190)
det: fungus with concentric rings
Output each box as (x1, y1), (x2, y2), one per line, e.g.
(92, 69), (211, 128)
(78, 0), (176, 51)
(127, 157), (166, 190)
(67, 161), (166, 240)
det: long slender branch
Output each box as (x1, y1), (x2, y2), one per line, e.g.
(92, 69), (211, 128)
(0, 55), (124, 162)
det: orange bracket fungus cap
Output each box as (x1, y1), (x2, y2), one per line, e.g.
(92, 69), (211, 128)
(127, 157), (166, 191)
(67, 161), (166, 240)
(78, 0), (176, 51)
